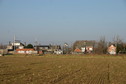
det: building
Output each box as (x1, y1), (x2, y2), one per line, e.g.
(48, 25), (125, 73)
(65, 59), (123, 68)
(73, 40), (95, 54)
(16, 49), (36, 54)
(34, 45), (61, 54)
(85, 46), (94, 53)
(108, 45), (116, 55)
(7, 41), (24, 51)
(74, 48), (82, 54)
(34, 45), (51, 54)
(54, 50), (63, 54)
(6, 40), (25, 54)
(34, 45), (50, 51)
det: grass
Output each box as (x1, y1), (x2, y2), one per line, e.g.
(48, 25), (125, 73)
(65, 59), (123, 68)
(0, 54), (126, 84)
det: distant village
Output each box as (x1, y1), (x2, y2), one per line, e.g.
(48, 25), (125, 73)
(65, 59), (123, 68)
(0, 37), (126, 56)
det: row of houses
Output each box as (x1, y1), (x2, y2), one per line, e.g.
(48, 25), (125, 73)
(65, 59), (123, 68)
(6, 41), (63, 55)
(73, 40), (116, 55)
(73, 40), (95, 54)
(0, 40), (117, 55)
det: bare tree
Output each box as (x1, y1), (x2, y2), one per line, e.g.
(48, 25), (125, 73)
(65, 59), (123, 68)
(113, 35), (123, 44)
(0, 44), (7, 49)
(113, 35), (125, 54)
(95, 36), (107, 54)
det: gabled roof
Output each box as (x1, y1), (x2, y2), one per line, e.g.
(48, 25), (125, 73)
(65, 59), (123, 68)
(74, 48), (82, 52)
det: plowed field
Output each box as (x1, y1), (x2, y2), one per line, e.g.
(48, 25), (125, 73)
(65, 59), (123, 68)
(0, 55), (126, 84)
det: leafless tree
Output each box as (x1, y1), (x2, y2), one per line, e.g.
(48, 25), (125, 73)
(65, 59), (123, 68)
(0, 44), (7, 49)
(113, 35), (125, 53)
(95, 36), (107, 54)
(113, 35), (123, 44)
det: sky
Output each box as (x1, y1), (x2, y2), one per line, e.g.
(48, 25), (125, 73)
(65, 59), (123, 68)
(0, 0), (126, 45)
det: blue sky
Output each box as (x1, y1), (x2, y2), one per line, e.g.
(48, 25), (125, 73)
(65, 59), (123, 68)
(0, 0), (126, 45)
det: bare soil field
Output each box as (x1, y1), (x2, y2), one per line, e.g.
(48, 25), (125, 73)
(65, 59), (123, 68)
(0, 55), (126, 84)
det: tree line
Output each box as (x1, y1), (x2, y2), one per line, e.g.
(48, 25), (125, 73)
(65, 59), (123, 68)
(0, 36), (126, 54)
(72, 36), (126, 54)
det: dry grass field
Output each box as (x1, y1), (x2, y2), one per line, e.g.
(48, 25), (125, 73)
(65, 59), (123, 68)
(0, 54), (126, 84)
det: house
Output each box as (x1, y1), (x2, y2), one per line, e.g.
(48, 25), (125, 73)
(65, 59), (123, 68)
(73, 40), (95, 53)
(16, 49), (36, 54)
(7, 41), (24, 51)
(34, 45), (50, 51)
(86, 46), (93, 53)
(54, 50), (63, 54)
(74, 48), (82, 54)
(7, 41), (25, 54)
(34, 45), (61, 54)
(34, 45), (51, 54)
(72, 48), (83, 54)
(108, 45), (116, 55)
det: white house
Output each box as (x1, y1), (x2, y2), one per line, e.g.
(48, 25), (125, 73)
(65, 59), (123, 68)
(108, 45), (116, 55)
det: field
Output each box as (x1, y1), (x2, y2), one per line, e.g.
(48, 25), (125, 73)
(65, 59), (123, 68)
(0, 55), (126, 84)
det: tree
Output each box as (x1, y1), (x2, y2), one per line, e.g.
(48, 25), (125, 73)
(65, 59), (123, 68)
(0, 44), (7, 49)
(95, 36), (107, 54)
(113, 35), (124, 53)
(25, 44), (33, 48)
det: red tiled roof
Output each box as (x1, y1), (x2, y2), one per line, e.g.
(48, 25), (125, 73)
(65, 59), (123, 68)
(16, 49), (34, 51)
(74, 48), (82, 52)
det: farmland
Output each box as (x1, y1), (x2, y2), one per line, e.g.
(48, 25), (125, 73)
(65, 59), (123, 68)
(0, 55), (126, 84)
